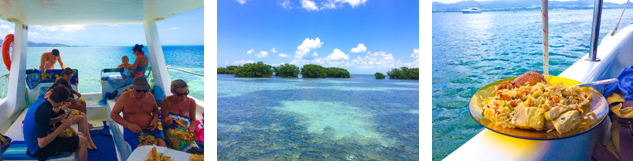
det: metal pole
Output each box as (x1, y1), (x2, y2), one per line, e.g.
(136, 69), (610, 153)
(587, 0), (603, 62)
(541, 0), (549, 75)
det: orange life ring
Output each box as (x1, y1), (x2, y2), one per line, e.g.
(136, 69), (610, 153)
(1, 34), (13, 71)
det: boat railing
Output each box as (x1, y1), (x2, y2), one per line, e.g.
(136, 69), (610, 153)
(587, 0), (604, 62)
(0, 73), (9, 100)
(166, 65), (204, 77)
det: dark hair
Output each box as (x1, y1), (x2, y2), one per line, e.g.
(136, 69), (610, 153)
(51, 78), (72, 90)
(49, 86), (70, 103)
(133, 44), (144, 54)
(171, 79), (188, 90)
(52, 49), (60, 56)
(61, 67), (74, 77)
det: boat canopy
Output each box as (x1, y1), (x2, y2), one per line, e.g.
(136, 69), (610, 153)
(0, 0), (203, 25)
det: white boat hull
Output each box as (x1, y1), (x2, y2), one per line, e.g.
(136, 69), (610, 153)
(445, 24), (633, 160)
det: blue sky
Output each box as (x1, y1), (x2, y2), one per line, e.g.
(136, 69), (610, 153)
(218, 0), (419, 74)
(0, 7), (203, 46)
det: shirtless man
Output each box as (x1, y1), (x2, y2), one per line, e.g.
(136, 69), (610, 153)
(125, 44), (149, 78)
(110, 77), (166, 150)
(39, 49), (66, 70)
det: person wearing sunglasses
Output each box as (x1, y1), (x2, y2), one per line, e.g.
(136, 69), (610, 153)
(110, 77), (166, 150)
(161, 79), (200, 153)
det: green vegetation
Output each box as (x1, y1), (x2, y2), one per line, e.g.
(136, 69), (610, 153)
(300, 64), (327, 78)
(374, 72), (386, 79)
(234, 61), (273, 77)
(325, 67), (350, 78)
(217, 65), (240, 74)
(273, 64), (301, 77)
(300, 64), (350, 78)
(387, 67), (419, 80)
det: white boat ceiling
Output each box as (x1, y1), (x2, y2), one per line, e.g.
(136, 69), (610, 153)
(0, 0), (203, 25)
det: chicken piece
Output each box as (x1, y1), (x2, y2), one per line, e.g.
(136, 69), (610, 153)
(496, 81), (514, 93)
(544, 105), (574, 121)
(551, 110), (580, 134)
(511, 106), (545, 131)
(512, 70), (546, 87)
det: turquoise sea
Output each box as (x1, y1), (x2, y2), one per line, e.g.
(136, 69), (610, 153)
(217, 74), (419, 160)
(0, 46), (204, 101)
(433, 9), (633, 160)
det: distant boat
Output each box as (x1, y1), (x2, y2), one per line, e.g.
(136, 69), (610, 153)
(461, 7), (482, 14)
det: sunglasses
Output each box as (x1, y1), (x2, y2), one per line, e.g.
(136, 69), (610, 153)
(136, 89), (149, 93)
(175, 90), (189, 96)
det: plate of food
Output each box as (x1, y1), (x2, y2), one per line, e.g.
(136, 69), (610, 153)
(66, 109), (82, 116)
(469, 71), (609, 140)
(138, 133), (158, 146)
(174, 131), (197, 142)
(59, 128), (77, 138)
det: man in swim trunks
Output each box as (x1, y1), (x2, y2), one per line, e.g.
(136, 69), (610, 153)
(110, 77), (166, 150)
(124, 44), (149, 78)
(39, 49), (66, 70)
(23, 86), (88, 161)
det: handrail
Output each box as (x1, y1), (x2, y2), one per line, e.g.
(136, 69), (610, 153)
(587, 0), (603, 62)
(611, 0), (630, 36)
(166, 65), (204, 77)
(0, 73), (8, 99)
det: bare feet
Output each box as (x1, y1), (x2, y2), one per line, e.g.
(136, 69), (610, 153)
(87, 141), (97, 150)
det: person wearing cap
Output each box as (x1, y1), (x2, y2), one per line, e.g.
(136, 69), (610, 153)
(39, 49), (66, 70)
(123, 44), (149, 78)
(110, 77), (166, 150)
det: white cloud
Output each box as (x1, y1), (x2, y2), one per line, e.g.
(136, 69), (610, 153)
(28, 31), (71, 40)
(405, 48), (420, 68)
(247, 49), (254, 54)
(225, 62), (229, 65)
(324, 49), (349, 61)
(350, 43), (367, 53)
(349, 51), (402, 70)
(295, 38), (323, 59)
(321, 0), (368, 10)
(34, 25), (86, 32)
(256, 51), (269, 58)
(168, 27), (179, 30)
(313, 57), (325, 64)
(411, 48), (419, 58)
(272, 62), (287, 67)
(280, 0), (293, 9)
(339, 0), (367, 8)
(313, 52), (318, 56)
(279, 53), (291, 57)
(271, 47), (277, 53)
(301, 0), (319, 11)
(289, 58), (312, 66)
(233, 60), (254, 65)
(0, 25), (9, 29)
(236, 0), (247, 4)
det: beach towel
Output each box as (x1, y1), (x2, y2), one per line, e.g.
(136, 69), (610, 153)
(1, 141), (72, 160)
(605, 65), (633, 100)
(103, 75), (133, 89)
(164, 112), (200, 153)
(87, 121), (117, 161)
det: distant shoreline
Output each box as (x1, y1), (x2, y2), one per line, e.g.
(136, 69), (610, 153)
(433, 7), (632, 13)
